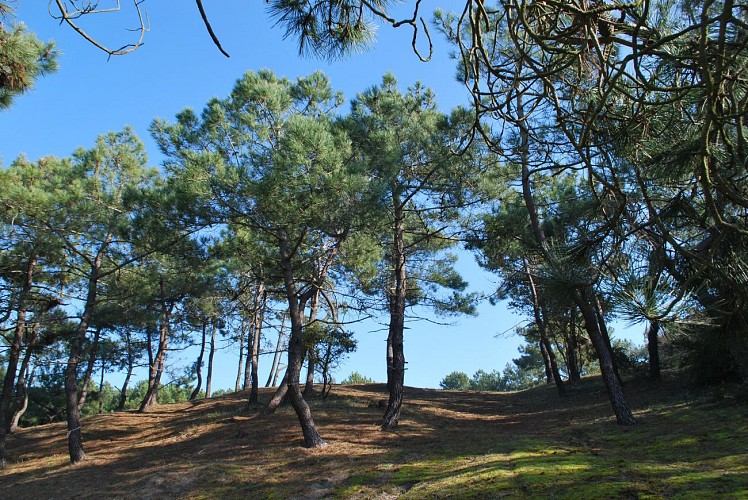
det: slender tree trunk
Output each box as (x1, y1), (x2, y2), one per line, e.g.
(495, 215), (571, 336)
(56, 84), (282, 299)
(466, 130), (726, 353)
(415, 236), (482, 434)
(97, 360), (106, 414)
(235, 316), (246, 392)
(249, 284), (266, 404)
(595, 295), (623, 385)
(647, 320), (661, 381)
(267, 314), (286, 387)
(518, 110), (634, 424)
(205, 320), (216, 399)
(10, 364), (35, 434)
(383, 194), (406, 430)
(0, 254), (35, 468)
(139, 286), (172, 412)
(303, 350), (316, 397)
(10, 328), (37, 435)
(243, 323), (253, 390)
(577, 289), (637, 424)
(566, 310), (582, 383)
(279, 238), (326, 448)
(539, 341), (553, 383)
(525, 259), (566, 397)
(303, 289), (320, 397)
(77, 324), (103, 412)
(118, 330), (134, 410)
(261, 371), (288, 414)
(65, 243), (108, 464)
(190, 321), (207, 400)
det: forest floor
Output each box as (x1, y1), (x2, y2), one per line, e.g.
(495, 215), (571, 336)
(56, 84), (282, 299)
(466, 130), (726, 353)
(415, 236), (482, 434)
(1, 375), (746, 499)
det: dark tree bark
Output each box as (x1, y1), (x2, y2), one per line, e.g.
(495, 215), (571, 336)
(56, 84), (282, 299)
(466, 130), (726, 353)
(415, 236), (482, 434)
(9, 364), (34, 434)
(139, 282), (172, 412)
(577, 289), (637, 425)
(303, 289), (320, 397)
(65, 242), (109, 465)
(646, 320), (661, 381)
(261, 371), (288, 414)
(566, 310), (582, 384)
(525, 259), (566, 397)
(266, 314), (286, 387)
(77, 324), (103, 411)
(0, 253), (35, 469)
(190, 321), (207, 400)
(595, 295), (623, 386)
(118, 330), (134, 410)
(97, 359), (106, 414)
(382, 194), (406, 430)
(235, 316), (246, 392)
(205, 320), (217, 399)
(249, 283), (265, 404)
(278, 236), (326, 448)
(518, 114), (635, 425)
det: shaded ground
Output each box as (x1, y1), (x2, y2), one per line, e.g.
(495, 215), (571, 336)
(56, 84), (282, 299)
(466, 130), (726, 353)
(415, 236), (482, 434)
(1, 376), (746, 498)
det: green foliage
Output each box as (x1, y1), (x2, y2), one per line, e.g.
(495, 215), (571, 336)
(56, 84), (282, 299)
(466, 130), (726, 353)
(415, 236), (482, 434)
(340, 371), (374, 384)
(0, 22), (58, 109)
(439, 371), (470, 390)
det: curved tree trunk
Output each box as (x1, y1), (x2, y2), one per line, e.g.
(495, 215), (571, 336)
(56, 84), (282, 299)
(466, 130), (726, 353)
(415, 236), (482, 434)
(261, 371), (288, 414)
(279, 238), (326, 448)
(0, 253), (36, 469)
(205, 320), (216, 399)
(118, 330), (134, 410)
(190, 321), (207, 400)
(10, 364), (35, 434)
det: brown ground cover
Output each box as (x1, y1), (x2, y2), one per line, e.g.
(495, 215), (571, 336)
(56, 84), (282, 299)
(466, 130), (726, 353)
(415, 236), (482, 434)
(1, 377), (746, 498)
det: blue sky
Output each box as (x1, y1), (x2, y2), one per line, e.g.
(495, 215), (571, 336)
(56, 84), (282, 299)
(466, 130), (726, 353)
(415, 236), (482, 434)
(1, 3), (642, 390)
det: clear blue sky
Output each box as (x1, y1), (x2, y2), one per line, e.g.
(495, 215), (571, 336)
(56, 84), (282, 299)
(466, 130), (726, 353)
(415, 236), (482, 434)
(1, 2), (642, 390)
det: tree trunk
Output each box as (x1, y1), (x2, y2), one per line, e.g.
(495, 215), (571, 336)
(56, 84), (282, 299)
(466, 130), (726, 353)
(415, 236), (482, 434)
(9, 365), (34, 434)
(118, 330), (134, 410)
(65, 244), (107, 465)
(577, 289), (637, 425)
(647, 320), (661, 381)
(266, 314), (286, 387)
(303, 290), (321, 397)
(261, 371), (288, 414)
(525, 259), (566, 397)
(235, 316), (246, 392)
(139, 286), (172, 412)
(97, 359), (106, 414)
(10, 332), (37, 435)
(279, 238), (326, 448)
(382, 194), (406, 430)
(205, 320), (216, 399)
(0, 253), (35, 469)
(595, 295), (623, 385)
(518, 113), (634, 424)
(190, 321), (207, 400)
(77, 324), (103, 412)
(249, 283), (265, 404)
(566, 310), (582, 383)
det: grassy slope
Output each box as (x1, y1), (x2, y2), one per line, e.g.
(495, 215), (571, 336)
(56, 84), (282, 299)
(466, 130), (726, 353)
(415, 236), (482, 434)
(1, 376), (746, 499)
